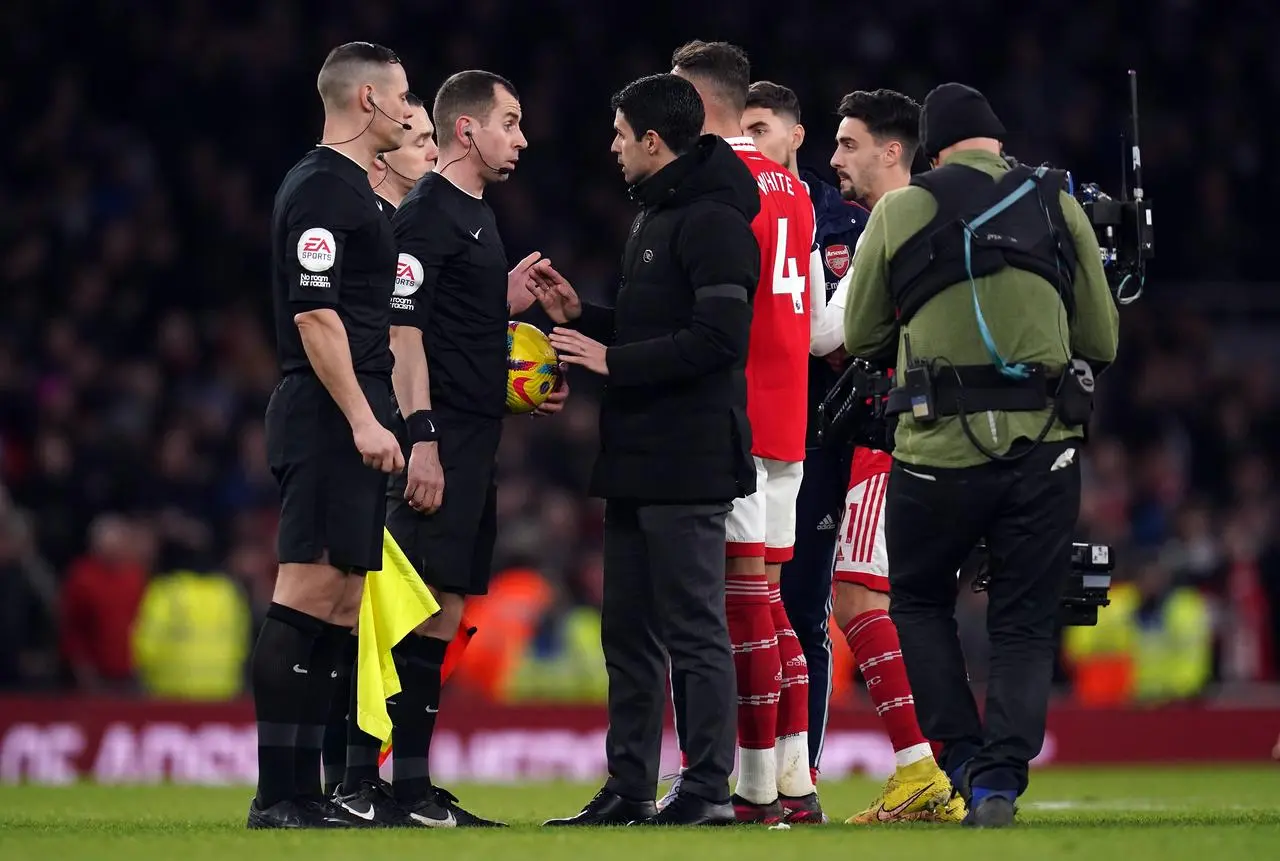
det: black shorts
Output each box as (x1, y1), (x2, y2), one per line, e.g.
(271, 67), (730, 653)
(386, 410), (501, 596)
(266, 372), (395, 573)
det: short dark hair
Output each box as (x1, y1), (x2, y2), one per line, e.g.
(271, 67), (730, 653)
(745, 81), (801, 124)
(670, 40), (750, 115)
(317, 42), (401, 108)
(611, 74), (704, 155)
(406, 92), (423, 109)
(836, 89), (922, 162)
(433, 70), (520, 144)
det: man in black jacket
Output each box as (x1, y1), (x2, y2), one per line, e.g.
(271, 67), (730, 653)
(532, 73), (761, 827)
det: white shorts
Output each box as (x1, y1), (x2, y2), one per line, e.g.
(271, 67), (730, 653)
(834, 447), (892, 594)
(726, 456), (804, 563)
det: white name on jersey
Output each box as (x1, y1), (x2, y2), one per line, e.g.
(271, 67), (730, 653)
(756, 170), (797, 197)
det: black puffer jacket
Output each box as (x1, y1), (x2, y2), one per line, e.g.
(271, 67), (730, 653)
(576, 134), (762, 503)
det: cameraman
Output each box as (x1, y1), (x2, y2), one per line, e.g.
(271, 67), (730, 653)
(841, 83), (1118, 827)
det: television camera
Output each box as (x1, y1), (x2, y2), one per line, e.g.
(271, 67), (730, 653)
(1069, 70), (1154, 305)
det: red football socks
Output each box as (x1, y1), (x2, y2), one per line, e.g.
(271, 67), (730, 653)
(770, 585), (808, 738)
(770, 584), (813, 796)
(727, 573), (780, 802)
(842, 610), (930, 764)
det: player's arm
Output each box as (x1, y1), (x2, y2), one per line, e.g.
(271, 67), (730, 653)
(527, 260), (618, 345)
(605, 207), (759, 386)
(843, 203), (897, 361)
(390, 202), (447, 511)
(287, 175), (381, 432)
(1060, 190), (1119, 373)
(810, 247), (849, 356)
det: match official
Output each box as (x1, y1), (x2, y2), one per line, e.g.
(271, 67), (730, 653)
(842, 83), (1118, 827)
(535, 73), (759, 827)
(249, 42), (411, 830)
(370, 92), (439, 215)
(319, 89), (438, 799)
(335, 70), (560, 829)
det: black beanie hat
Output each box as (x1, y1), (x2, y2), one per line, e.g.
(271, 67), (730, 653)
(919, 83), (1006, 158)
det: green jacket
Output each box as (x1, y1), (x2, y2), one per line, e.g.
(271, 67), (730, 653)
(843, 149), (1119, 468)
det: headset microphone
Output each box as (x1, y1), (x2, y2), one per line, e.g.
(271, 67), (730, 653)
(376, 152), (424, 186)
(318, 97), (410, 147)
(370, 98), (411, 131)
(463, 129), (512, 176)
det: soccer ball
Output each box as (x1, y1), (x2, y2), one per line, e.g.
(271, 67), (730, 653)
(505, 321), (560, 414)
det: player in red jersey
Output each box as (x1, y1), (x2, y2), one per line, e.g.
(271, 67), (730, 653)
(671, 41), (826, 825)
(827, 89), (964, 824)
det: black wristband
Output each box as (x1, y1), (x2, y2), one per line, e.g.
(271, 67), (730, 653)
(405, 410), (439, 444)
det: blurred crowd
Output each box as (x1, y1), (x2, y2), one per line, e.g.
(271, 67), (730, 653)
(1, 0), (1277, 705)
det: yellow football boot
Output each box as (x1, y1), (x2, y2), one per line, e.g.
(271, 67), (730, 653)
(845, 758), (953, 824)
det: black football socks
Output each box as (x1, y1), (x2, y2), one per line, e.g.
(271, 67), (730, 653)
(343, 649), (385, 790)
(389, 635), (447, 805)
(251, 602), (326, 809)
(320, 629), (358, 796)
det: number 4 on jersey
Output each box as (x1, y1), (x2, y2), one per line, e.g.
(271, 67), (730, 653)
(771, 217), (806, 315)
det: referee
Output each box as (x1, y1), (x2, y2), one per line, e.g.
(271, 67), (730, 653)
(336, 69), (557, 829)
(841, 83), (1119, 827)
(249, 42), (411, 830)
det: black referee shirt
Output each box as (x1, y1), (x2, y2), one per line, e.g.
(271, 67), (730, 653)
(390, 173), (509, 418)
(271, 147), (397, 377)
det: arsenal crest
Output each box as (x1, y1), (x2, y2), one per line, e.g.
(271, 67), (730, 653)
(824, 244), (851, 278)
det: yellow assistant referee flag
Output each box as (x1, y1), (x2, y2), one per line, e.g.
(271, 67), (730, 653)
(355, 527), (441, 743)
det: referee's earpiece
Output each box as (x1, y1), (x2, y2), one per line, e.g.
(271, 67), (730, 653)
(367, 94), (412, 131)
(451, 123), (511, 176)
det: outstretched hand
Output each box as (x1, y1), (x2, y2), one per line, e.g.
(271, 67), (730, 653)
(507, 251), (544, 315)
(550, 327), (607, 376)
(528, 260), (582, 323)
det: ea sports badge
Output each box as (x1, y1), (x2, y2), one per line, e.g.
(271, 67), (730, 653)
(297, 227), (336, 272)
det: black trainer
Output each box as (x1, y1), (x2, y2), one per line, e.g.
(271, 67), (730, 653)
(963, 795), (1017, 828)
(399, 793), (457, 828)
(333, 779), (413, 827)
(631, 791), (736, 826)
(544, 788), (657, 827)
(246, 796), (363, 829)
(434, 786), (507, 827)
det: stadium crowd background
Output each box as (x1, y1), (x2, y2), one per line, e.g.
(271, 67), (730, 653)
(0, 0), (1277, 709)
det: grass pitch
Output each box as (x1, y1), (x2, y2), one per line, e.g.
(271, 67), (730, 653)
(3, 767), (1279, 860)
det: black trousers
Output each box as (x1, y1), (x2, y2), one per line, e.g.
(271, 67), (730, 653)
(779, 441), (849, 773)
(885, 439), (1081, 796)
(601, 499), (736, 804)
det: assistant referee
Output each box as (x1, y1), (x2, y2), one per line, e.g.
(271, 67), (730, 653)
(248, 42), (411, 830)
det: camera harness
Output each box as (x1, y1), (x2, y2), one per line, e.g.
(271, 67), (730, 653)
(880, 161), (1097, 462)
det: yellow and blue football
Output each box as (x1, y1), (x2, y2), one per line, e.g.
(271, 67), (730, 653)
(505, 321), (560, 414)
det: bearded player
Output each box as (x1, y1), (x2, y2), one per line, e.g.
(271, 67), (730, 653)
(671, 41), (826, 825)
(825, 88), (964, 824)
(740, 80), (868, 807)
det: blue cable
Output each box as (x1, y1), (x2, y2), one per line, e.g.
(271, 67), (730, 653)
(962, 166), (1049, 381)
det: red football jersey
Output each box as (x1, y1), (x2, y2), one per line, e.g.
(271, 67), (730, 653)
(730, 137), (815, 462)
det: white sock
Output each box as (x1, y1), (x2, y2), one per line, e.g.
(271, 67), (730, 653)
(735, 746), (777, 804)
(775, 732), (815, 797)
(895, 743), (934, 770)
